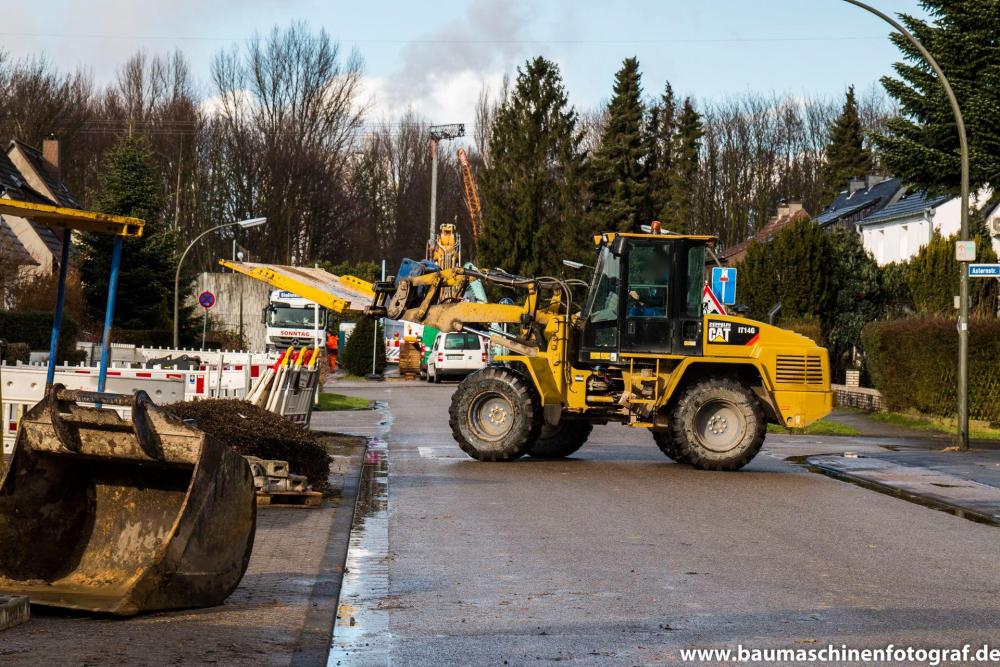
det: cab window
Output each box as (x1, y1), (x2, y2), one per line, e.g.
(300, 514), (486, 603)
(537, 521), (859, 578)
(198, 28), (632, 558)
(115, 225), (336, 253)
(686, 245), (706, 317)
(626, 243), (672, 318)
(581, 248), (621, 349)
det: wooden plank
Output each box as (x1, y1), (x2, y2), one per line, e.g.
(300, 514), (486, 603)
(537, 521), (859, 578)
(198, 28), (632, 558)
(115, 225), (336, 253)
(256, 490), (324, 508)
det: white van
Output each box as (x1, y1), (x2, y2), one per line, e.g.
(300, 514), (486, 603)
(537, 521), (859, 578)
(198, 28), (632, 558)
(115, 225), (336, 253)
(426, 332), (488, 383)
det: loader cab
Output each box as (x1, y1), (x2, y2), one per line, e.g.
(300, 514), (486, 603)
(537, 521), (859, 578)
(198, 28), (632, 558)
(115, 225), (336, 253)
(578, 233), (709, 363)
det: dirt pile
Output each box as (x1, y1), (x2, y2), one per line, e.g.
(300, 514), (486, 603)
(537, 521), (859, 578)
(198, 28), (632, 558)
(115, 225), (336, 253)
(164, 399), (330, 489)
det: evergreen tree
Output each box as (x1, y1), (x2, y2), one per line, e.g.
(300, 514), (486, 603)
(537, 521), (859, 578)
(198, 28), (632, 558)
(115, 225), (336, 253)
(662, 98), (703, 233)
(906, 231), (998, 314)
(821, 86), (873, 204)
(587, 57), (648, 233)
(79, 136), (193, 334)
(736, 218), (835, 324)
(341, 317), (386, 377)
(478, 57), (588, 276)
(876, 0), (1000, 193)
(645, 83), (677, 225)
(826, 227), (882, 373)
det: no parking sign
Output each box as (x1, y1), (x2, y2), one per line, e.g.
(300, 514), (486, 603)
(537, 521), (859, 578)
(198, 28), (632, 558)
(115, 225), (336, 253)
(198, 291), (216, 309)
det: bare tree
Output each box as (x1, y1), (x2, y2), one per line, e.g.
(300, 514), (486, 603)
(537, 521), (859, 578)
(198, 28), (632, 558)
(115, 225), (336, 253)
(208, 23), (366, 264)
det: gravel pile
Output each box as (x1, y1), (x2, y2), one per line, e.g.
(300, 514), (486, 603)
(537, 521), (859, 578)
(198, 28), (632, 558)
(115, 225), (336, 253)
(164, 399), (330, 490)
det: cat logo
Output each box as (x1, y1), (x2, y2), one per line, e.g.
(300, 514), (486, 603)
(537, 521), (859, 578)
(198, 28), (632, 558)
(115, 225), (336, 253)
(708, 321), (731, 343)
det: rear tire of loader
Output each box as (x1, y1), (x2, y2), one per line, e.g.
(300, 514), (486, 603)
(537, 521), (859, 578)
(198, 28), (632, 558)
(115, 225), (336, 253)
(670, 378), (765, 471)
(449, 367), (542, 461)
(651, 430), (691, 464)
(526, 421), (592, 459)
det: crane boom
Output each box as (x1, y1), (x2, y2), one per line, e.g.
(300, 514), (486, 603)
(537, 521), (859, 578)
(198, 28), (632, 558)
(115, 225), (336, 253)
(456, 148), (482, 242)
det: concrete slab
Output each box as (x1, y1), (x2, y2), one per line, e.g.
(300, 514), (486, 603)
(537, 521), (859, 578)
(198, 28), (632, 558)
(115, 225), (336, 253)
(809, 452), (1000, 526)
(0, 596), (29, 631)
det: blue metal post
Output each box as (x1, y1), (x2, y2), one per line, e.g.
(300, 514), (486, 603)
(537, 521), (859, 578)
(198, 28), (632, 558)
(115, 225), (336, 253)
(45, 234), (72, 387)
(97, 236), (124, 394)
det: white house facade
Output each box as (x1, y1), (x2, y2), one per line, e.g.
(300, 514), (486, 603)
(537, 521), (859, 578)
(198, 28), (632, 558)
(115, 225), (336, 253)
(858, 189), (998, 265)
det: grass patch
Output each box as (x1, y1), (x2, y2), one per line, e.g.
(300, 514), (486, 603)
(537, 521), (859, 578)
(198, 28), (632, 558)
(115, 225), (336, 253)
(767, 419), (860, 437)
(315, 392), (371, 411)
(869, 411), (1000, 440)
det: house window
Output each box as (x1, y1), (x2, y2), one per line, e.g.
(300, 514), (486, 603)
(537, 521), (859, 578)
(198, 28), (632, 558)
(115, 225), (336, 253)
(899, 225), (908, 259)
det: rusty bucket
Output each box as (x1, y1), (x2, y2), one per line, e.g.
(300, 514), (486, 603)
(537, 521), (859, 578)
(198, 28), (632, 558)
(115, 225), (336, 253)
(0, 385), (256, 616)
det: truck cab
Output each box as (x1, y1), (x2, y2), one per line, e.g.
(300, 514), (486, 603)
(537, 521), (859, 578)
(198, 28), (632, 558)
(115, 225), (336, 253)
(263, 290), (329, 351)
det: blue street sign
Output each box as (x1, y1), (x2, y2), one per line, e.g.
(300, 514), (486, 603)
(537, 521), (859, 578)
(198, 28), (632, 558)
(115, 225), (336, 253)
(711, 267), (738, 306)
(968, 264), (1000, 278)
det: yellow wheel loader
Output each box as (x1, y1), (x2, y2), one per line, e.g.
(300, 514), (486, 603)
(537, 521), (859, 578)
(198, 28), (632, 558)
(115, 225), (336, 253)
(365, 230), (833, 469)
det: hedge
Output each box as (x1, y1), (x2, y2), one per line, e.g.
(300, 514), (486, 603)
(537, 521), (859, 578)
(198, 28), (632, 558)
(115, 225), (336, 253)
(862, 317), (1000, 421)
(0, 311), (82, 363)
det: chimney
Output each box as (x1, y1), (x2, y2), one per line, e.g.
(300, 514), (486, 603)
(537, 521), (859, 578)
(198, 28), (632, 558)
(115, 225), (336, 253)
(865, 174), (885, 189)
(848, 177), (866, 195)
(776, 198), (789, 218)
(42, 136), (61, 178)
(786, 199), (804, 215)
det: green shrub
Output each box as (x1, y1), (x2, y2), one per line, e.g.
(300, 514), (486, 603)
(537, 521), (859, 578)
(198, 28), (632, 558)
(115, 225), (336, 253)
(0, 311), (80, 362)
(862, 316), (1000, 421)
(784, 319), (825, 347)
(341, 317), (386, 377)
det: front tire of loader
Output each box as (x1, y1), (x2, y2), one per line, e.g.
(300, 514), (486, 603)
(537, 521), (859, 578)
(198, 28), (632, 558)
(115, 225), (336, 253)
(526, 421), (593, 459)
(449, 367), (542, 461)
(670, 378), (765, 471)
(651, 430), (691, 464)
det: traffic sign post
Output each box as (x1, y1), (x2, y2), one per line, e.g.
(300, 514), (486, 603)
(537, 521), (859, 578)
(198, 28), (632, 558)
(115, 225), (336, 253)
(711, 267), (738, 306)
(198, 291), (216, 349)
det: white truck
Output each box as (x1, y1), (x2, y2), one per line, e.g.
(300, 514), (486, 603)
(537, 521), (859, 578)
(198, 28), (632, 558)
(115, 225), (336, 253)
(263, 289), (329, 352)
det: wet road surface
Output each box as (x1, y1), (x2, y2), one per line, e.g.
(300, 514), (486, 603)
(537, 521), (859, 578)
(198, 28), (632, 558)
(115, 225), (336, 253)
(329, 382), (1000, 666)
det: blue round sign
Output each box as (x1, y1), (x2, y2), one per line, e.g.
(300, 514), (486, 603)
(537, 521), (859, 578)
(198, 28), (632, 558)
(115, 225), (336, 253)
(198, 290), (216, 309)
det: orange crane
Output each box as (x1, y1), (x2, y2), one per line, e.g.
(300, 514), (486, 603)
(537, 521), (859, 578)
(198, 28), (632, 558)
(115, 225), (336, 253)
(456, 148), (482, 243)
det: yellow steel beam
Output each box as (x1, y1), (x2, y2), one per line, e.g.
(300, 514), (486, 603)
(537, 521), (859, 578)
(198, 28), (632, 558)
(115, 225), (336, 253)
(218, 259), (374, 313)
(0, 198), (144, 237)
(340, 274), (374, 299)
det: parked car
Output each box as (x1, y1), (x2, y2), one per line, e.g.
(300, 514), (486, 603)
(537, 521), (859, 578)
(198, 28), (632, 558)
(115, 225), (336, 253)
(426, 332), (488, 383)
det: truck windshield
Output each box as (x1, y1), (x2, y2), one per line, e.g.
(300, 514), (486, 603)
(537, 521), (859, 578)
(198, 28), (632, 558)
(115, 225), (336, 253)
(268, 307), (324, 328)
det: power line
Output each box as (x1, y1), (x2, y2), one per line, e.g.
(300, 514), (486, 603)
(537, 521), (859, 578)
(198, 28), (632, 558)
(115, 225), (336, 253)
(0, 31), (887, 45)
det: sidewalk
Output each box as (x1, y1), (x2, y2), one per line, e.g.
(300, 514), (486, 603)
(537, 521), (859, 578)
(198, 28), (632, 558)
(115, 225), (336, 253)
(796, 409), (1000, 526)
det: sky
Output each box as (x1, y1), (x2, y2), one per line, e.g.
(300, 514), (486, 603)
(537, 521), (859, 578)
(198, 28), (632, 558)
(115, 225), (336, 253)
(1, 0), (929, 124)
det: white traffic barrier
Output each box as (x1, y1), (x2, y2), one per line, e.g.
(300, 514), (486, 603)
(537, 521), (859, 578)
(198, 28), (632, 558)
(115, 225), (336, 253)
(1, 364), (186, 454)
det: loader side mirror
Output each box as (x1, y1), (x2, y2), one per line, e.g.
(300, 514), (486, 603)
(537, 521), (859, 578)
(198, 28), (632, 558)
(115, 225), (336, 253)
(610, 237), (626, 257)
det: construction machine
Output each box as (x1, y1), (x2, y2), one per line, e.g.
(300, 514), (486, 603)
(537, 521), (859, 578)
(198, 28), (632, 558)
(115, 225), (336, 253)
(365, 226), (833, 468)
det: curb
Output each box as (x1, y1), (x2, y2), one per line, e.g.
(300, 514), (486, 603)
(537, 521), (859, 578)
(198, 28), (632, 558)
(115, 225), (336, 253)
(0, 595), (29, 631)
(289, 443), (368, 666)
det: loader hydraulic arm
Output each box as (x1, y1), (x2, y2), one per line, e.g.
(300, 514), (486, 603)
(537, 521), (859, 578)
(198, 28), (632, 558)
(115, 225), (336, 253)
(367, 266), (567, 353)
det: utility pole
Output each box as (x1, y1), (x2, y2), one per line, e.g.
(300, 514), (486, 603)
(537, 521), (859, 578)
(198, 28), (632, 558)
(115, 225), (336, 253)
(428, 124), (465, 251)
(844, 0), (972, 451)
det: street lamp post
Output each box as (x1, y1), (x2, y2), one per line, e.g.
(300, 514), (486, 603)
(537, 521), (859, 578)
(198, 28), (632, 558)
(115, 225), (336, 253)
(843, 0), (972, 451)
(173, 217), (267, 348)
(428, 124), (465, 249)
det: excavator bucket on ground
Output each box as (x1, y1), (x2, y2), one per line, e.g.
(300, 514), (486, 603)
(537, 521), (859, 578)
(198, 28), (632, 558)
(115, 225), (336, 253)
(0, 386), (256, 616)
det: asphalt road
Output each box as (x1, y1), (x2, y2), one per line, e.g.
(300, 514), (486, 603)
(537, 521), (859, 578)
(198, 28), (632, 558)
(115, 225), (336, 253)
(331, 382), (1000, 666)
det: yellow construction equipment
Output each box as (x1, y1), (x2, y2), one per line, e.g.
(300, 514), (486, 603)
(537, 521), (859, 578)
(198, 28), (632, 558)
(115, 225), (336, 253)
(221, 227), (833, 469)
(456, 148), (482, 244)
(366, 227), (833, 468)
(0, 387), (255, 615)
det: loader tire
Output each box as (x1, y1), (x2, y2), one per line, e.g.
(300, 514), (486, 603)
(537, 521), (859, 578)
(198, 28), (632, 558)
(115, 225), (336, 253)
(651, 430), (691, 464)
(670, 378), (765, 471)
(526, 421), (592, 459)
(449, 367), (541, 461)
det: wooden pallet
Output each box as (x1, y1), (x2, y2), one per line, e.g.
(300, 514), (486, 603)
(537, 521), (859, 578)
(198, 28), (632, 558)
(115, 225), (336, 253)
(256, 490), (323, 508)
